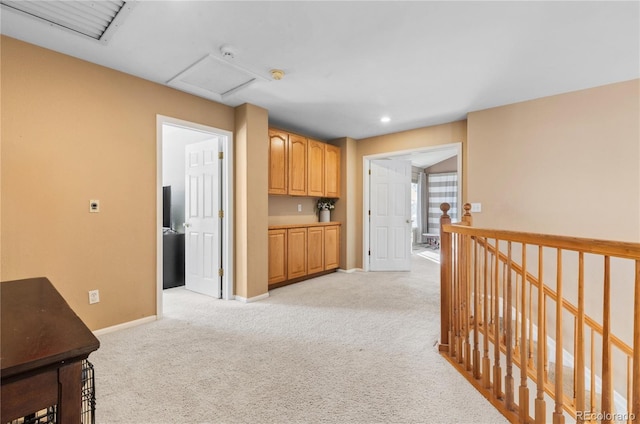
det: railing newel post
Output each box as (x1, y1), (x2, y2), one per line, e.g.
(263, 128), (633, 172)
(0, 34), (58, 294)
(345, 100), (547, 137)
(439, 203), (452, 353)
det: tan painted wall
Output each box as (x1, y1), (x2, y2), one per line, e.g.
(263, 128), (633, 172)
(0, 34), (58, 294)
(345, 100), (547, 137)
(1, 36), (235, 330)
(331, 137), (358, 270)
(234, 104), (269, 299)
(425, 156), (458, 174)
(268, 196), (318, 226)
(467, 79), (640, 242)
(355, 121), (467, 268)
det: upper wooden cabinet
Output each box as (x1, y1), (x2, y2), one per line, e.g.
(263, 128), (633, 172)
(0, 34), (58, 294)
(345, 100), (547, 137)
(307, 139), (325, 197)
(268, 128), (341, 198)
(268, 129), (288, 195)
(324, 144), (341, 198)
(288, 134), (307, 196)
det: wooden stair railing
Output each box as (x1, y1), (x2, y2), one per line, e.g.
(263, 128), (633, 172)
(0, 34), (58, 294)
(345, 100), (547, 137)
(439, 203), (640, 424)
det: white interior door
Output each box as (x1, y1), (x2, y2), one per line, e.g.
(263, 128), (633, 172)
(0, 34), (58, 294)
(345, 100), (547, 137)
(184, 139), (220, 298)
(369, 159), (412, 271)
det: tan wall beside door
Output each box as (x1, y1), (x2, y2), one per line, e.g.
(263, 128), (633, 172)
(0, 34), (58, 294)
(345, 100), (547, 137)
(467, 79), (640, 242)
(331, 137), (358, 271)
(1, 36), (235, 330)
(234, 104), (269, 300)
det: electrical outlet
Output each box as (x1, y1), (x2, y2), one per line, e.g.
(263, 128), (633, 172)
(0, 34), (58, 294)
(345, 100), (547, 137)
(470, 203), (482, 213)
(88, 289), (100, 304)
(89, 200), (100, 213)
(297, 204), (302, 212)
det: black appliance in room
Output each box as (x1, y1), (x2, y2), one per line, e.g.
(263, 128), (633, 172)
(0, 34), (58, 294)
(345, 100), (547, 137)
(162, 185), (185, 289)
(162, 185), (172, 229)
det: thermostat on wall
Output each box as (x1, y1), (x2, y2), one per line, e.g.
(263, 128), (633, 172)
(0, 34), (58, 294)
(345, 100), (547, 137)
(89, 200), (100, 213)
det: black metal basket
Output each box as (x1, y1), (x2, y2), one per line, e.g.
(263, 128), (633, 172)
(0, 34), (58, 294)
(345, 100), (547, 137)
(7, 359), (95, 424)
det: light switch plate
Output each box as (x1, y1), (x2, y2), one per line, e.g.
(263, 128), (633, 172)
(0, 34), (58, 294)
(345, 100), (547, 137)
(470, 202), (482, 213)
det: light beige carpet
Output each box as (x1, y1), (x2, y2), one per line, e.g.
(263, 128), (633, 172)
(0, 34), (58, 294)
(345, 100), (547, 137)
(90, 254), (508, 424)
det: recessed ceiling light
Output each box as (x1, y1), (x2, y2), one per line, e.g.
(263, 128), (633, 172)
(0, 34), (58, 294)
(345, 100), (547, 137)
(380, 116), (391, 123)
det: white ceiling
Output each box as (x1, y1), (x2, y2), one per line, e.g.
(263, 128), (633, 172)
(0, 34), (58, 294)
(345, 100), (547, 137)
(1, 1), (638, 141)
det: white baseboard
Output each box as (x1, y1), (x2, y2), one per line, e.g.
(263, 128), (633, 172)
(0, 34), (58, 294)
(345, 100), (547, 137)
(338, 268), (361, 273)
(235, 292), (270, 303)
(93, 315), (157, 336)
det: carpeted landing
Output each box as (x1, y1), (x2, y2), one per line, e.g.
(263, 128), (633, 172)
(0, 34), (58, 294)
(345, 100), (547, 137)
(90, 254), (508, 423)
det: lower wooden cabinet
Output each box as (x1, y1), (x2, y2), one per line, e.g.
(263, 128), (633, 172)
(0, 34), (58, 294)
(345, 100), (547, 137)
(268, 223), (340, 288)
(307, 226), (325, 274)
(324, 225), (340, 270)
(268, 229), (287, 285)
(287, 227), (307, 279)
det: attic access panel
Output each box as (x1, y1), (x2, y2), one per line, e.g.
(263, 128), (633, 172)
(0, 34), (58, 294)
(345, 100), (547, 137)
(0, 0), (134, 44)
(168, 54), (269, 101)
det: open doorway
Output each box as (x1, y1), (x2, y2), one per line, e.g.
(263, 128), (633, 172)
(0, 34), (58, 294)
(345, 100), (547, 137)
(156, 116), (234, 318)
(363, 142), (462, 271)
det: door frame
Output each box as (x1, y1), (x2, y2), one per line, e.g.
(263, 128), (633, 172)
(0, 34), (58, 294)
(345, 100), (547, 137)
(156, 115), (234, 319)
(362, 142), (462, 271)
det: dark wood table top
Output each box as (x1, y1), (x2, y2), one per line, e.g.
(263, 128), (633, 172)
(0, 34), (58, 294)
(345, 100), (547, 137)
(1, 277), (100, 380)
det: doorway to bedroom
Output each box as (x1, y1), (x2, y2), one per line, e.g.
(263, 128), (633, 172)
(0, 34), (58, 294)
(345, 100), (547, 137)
(363, 142), (461, 271)
(156, 115), (234, 319)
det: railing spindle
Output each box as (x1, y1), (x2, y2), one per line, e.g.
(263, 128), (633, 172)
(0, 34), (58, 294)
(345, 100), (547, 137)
(494, 239), (503, 400)
(473, 238), (481, 379)
(516, 273), (521, 359)
(506, 242), (515, 410)
(602, 256), (613, 423)
(452, 233), (458, 358)
(536, 245), (547, 424)
(529, 271), (534, 369)
(454, 234), (465, 364)
(628, 356), (632, 424)
(633, 259), (640, 421)
(520, 243), (529, 422)
(483, 238), (491, 389)
(576, 252), (586, 422)
(553, 248), (565, 424)
(590, 328), (595, 416)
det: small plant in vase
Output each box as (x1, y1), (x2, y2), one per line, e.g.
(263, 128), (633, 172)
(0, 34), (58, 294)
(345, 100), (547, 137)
(317, 198), (335, 222)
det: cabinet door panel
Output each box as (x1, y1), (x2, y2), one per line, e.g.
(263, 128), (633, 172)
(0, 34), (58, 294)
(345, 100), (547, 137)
(307, 140), (325, 197)
(287, 228), (307, 279)
(268, 230), (287, 285)
(324, 144), (341, 198)
(288, 135), (307, 196)
(324, 225), (340, 270)
(307, 226), (325, 274)
(268, 130), (288, 195)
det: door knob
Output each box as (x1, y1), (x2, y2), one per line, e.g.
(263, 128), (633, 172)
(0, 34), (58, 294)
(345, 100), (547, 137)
(183, 223), (191, 228)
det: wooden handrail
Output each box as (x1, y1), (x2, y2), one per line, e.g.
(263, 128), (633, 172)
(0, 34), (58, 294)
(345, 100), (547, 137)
(438, 203), (640, 424)
(442, 224), (640, 260)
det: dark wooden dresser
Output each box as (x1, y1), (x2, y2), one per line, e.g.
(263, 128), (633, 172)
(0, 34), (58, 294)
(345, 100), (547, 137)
(1, 277), (100, 423)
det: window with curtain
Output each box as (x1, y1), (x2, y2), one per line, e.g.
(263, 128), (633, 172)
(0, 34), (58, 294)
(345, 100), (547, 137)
(427, 172), (458, 235)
